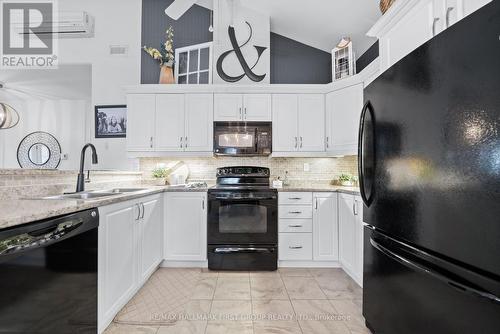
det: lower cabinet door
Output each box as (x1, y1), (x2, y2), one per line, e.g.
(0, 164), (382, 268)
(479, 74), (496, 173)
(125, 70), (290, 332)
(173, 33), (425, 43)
(313, 193), (339, 261)
(279, 233), (313, 260)
(139, 196), (163, 284)
(339, 194), (357, 275)
(98, 202), (139, 330)
(165, 193), (207, 261)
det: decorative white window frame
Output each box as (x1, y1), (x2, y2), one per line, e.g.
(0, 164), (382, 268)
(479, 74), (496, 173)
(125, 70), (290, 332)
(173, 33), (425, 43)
(175, 42), (213, 84)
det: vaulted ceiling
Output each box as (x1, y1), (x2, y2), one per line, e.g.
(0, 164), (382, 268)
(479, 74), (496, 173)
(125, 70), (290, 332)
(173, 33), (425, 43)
(198, 0), (382, 56)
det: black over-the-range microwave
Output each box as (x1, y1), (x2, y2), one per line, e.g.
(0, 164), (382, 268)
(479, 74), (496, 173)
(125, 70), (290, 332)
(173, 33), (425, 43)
(213, 122), (272, 156)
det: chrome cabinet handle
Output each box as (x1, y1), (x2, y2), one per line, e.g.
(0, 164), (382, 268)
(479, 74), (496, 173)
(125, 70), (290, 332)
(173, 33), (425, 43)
(289, 246), (303, 249)
(180, 137), (183, 148)
(185, 136), (188, 148)
(446, 7), (454, 28)
(432, 17), (440, 36)
(315, 198), (318, 210)
(239, 107), (242, 119)
(294, 137), (298, 149)
(326, 136), (329, 148)
(353, 201), (358, 216)
(300, 137), (303, 148)
(135, 204), (141, 220)
(244, 107), (247, 119)
(288, 224), (303, 228)
(288, 197), (302, 200)
(289, 211), (302, 214)
(141, 203), (145, 219)
(150, 137), (153, 148)
(202, 199), (205, 210)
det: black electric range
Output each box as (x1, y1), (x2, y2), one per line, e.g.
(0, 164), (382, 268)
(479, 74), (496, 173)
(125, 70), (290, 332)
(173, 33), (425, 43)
(207, 167), (278, 271)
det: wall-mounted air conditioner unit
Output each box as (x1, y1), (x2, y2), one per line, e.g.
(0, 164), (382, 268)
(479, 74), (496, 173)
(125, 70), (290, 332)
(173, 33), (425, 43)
(12, 11), (95, 39)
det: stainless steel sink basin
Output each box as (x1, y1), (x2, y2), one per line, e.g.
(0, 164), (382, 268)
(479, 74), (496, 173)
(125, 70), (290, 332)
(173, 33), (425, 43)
(101, 188), (148, 194)
(41, 192), (118, 200)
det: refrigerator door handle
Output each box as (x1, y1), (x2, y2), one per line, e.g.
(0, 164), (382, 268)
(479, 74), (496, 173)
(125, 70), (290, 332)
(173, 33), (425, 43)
(358, 100), (375, 206)
(370, 237), (500, 304)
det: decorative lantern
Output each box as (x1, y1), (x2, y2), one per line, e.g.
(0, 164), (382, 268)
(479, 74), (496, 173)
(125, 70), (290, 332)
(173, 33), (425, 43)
(332, 37), (356, 81)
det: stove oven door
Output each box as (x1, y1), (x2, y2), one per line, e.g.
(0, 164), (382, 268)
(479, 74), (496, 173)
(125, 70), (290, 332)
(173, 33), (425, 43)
(207, 191), (278, 245)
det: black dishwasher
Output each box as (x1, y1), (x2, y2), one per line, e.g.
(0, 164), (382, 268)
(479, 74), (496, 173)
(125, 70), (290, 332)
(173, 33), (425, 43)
(0, 208), (99, 334)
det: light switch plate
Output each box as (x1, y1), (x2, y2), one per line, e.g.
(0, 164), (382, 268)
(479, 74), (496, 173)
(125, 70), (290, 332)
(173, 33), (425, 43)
(303, 163), (310, 172)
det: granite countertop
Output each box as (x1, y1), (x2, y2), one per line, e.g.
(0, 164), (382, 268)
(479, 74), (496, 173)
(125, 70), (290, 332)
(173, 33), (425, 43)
(0, 186), (208, 230)
(277, 185), (360, 195)
(0, 184), (359, 230)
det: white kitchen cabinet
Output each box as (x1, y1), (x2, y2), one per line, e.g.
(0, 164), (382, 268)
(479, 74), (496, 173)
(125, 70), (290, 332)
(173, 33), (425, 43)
(98, 201), (138, 332)
(214, 94), (242, 121)
(326, 84), (364, 156)
(165, 192), (207, 261)
(139, 197), (163, 284)
(298, 94), (325, 152)
(127, 94), (213, 154)
(338, 193), (363, 286)
(155, 94), (185, 151)
(279, 233), (313, 261)
(272, 94), (325, 154)
(243, 94), (272, 121)
(98, 194), (163, 333)
(214, 94), (271, 121)
(369, 0), (491, 72)
(127, 94), (156, 151)
(184, 94), (214, 152)
(313, 193), (339, 261)
(272, 94), (299, 152)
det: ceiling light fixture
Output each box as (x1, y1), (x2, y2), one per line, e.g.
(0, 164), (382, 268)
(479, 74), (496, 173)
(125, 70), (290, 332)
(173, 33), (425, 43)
(0, 82), (20, 130)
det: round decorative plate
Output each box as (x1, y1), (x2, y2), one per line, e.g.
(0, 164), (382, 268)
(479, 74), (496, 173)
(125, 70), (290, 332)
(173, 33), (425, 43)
(17, 131), (61, 169)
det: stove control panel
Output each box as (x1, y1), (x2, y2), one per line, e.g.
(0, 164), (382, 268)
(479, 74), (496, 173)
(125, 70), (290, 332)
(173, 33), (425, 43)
(216, 166), (269, 177)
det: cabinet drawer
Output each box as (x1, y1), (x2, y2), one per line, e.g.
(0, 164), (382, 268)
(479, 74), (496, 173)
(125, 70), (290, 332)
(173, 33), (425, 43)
(279, 233), (312, 260)
(279, 219), (312, 233)
(279, 205), (313, 219)
(279, 192), (313, 205)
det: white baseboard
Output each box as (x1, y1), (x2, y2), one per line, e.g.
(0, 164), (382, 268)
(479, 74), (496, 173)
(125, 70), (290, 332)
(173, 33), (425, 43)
(160, 260), (208, 268)
(278, 261), (341, 268)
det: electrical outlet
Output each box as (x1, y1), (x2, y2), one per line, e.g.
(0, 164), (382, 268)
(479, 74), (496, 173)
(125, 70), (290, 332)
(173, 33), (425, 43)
(303, 163), (310, 172)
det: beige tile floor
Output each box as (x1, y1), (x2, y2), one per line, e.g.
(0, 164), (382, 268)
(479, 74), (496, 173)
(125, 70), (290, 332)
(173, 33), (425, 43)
(105, 268), (370, 334)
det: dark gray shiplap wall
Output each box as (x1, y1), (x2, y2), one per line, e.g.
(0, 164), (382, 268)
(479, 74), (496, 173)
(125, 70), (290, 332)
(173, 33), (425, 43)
(141, 0), (212, 84)
(270, 33), (331, 84)
(356, 40), (379, 73)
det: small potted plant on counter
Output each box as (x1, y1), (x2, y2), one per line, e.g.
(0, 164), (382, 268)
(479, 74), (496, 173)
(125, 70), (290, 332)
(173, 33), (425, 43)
(338, 173), (357, 187)
(143, 26), (175, 84)
(152, 167), (169, 186)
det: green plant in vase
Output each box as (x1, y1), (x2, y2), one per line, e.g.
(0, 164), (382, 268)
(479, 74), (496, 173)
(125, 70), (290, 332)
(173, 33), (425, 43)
(143, 26), (175, 84)
(338, 173), (356, 187)
(152, 167), (169, 185)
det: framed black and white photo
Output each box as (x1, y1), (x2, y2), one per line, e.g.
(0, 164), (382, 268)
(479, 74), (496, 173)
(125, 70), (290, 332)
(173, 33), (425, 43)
(94, 105), (127, 138)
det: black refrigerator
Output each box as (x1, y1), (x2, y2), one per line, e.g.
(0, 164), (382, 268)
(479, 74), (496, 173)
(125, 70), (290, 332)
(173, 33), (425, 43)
(359, 2), (500, 334)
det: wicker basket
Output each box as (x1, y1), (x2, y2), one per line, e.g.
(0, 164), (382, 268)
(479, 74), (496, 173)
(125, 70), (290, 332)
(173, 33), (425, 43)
(380, 0), (397, 14)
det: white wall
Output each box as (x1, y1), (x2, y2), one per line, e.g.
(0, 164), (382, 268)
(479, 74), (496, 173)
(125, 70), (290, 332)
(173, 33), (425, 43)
(0, 99), (88, 169)
(58, 0), (142, 170)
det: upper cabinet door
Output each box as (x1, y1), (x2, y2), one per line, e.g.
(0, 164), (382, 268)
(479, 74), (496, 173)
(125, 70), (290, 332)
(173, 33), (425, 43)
(298, 94), (325, 152)
(155, 94), (185, 151)
(272, 94), (298, 152)
(185, 94), (214, 152)
(243, 94), (272, 121)
(214, 94), (243, 121)
(326, 84), (363, 155)
(381, 0), (434, 70)
(127, 94), (156, 151)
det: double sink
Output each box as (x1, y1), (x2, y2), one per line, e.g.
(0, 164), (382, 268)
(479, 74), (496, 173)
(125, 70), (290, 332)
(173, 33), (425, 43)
(41, 188), (149, 201)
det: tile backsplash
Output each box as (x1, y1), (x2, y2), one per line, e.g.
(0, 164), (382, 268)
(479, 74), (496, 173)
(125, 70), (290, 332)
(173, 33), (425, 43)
(140, 156), (358, 185)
